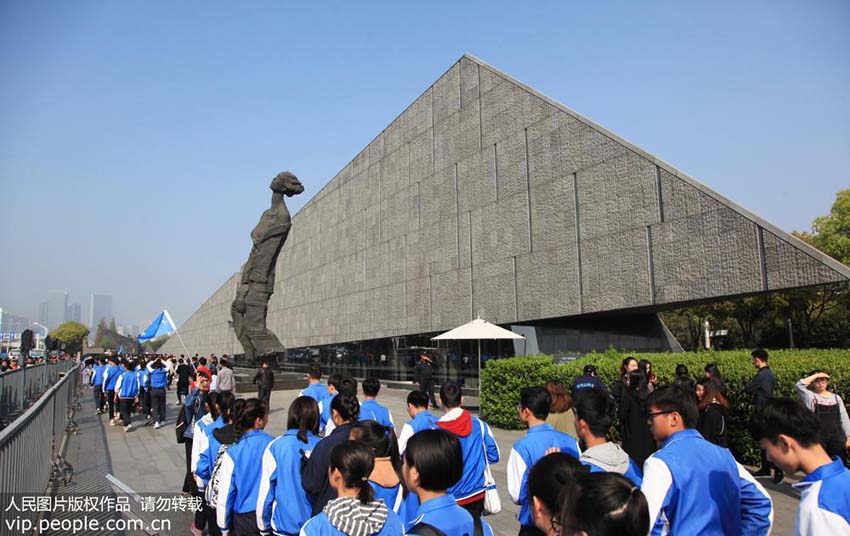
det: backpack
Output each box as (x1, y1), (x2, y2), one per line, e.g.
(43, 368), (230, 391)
(175, 405), (188, 444)
(408, 515), (482, 536)
(205, 443), (233, 506)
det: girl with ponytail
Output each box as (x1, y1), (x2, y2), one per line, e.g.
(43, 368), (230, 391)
(558, 472), (649, 536)
(256, 396), (321, 535)
(350, 420), (420, 528)
(301, 440), (403, 535)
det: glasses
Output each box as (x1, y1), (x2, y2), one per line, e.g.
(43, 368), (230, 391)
(645, 410), (674, 421)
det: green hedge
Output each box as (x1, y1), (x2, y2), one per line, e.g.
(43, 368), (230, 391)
(480, 349), (850, 465)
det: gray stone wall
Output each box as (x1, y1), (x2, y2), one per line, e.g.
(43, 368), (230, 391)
(169, 55), (850, 355)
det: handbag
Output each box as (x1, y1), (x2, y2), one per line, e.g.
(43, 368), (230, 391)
(478, 418), (501, 514)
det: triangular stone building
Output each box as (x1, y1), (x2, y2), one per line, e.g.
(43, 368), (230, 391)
(160, 55), (850, 357)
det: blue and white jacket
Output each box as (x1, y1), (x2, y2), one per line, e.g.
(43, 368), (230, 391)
(147, 362), (168, 389)
(256, 429), (322, 536)
(92, 364), (106, 387)
(408, 494), (494, 536)
(103, 365), (121, 392)
(359, 399), (395, 429)
(369, 481), (419, 531)
(793, 457), (850, 535)
(436, 408), (500, 503)
(216, 428), (275, 533)
(182, 389), (208, 440)
(319, 393), (337, 434)
(397, 411), (438, 455)
(642, 429), (773, 535)
(191, 414), (221, 491)
(114, 370), (139, 399)
(299, 503), (404, 536)
(507, 423), (581, 527)
(301, 382), (330, 403)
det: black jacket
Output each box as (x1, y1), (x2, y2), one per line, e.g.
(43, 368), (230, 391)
(745, 366), (776, 409)
(253, 368), (275, 389)
(697, 403), (727, 447)
(414, 361), (434, 384)
(302, 422), (353, 515)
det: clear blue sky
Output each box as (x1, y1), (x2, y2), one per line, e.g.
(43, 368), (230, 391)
(1, 1), (848, 328)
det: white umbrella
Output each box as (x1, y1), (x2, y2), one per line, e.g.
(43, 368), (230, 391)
(432, 317), (525, 389)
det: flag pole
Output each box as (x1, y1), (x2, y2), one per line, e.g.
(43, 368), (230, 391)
(163, 309), (191, 357)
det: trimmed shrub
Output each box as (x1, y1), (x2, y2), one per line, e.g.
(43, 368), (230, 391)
(481, 349), (850, 465)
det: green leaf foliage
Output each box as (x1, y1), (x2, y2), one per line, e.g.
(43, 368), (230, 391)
(481, 349), (850, 464)
(50, 321), (90, 354)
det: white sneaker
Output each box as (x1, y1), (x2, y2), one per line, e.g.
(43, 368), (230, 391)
(154, 422), (161, 429)
(123, 425), (131, 432)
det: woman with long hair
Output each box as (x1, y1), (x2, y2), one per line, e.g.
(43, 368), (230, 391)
(704, 363), (729, 398)
(215, 398), (274, 536)
(611, 357), (639, 405)
(301, 441), (403, 535)
(350, 420), (419, 529)
(257, 396), (322, 536)
(638, 359), (657, 393)
(558, 472), (649, 536)
(544, 380), (576, 437)
(618, 371), (656, 467)
(672, 364), (695, 394)
(197, 393), (239, 536)
(695, 378), (728, 447)
(527, 453), (587, 536)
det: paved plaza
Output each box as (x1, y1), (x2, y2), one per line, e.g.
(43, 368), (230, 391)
(57, 384), (800, 535)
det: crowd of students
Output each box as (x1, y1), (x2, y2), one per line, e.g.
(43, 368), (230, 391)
(83, 351), (850, 535)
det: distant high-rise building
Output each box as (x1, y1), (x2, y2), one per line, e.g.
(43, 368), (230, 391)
(47, 291), (68, 330)
(0, 311), (31, 335)
(39, 302), (49, 326)
(89, 294), (113, 328)
(69, 303), (82, 323)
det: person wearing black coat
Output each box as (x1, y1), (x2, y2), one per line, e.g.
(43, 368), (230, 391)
(301, 393), (359, 515)
(618, 371), (656, 467)
(413, 353), (439, 409)
(696, 378), (728, 447)
(253, 361), (275, 406)
(745, 348), (780, 481)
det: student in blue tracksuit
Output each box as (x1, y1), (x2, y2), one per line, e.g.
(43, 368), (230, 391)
(349, 420), (419, 530)
(136, 361), (152, 424)
(113, 361), (140, 432)
(751, 398), (850, 535)
(320, 376), (357, 437)
(507, 386), (581, 535)
(92, 358), (106, 414)
(191, 391), (220, 536)
(147, 358), (169, 428)
(397, 391), (438, 456)
(404, 429), (494, 536)
(216, 398), (275, 536)
(573, 389), (642, 486)
(200, 396), (242, 536)
(527, 452), (588, 535)
(436, 381), (500, 518)
(257, 396), (322, 536)
(559, 472), (649, 536)
(641, 386), (773, 536)
(103, 357), (122, 424)
(300, 440), (403, 536)
(301, 363), (330, 403)
(358, 378), (394, 429)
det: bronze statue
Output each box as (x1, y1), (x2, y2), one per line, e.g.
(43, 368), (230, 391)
(231, 171), (304, 364)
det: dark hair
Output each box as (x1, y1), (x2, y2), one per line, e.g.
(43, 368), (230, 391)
(331, 393), (360, 422)
(520, 386), (552, 420)
(287, 396), (320, 443)
(545, 380), (572, 413)
(674, 364), (689, 379)
(230, 398), (247, 426)
(646, 386), (698, 428)
(696, 377), (728, 410)
(704, 363), (722, 380)
(220, 358), (228, 367)
(527, 453), (587, 523)
(236, 398), (268, 435)
(403, 429), (463, 492)
(327, 373), (343, 390)
(620, 357), (637, 377)
(216, 392), (237, 423)
(559, 472), (649, 536)
(439, 381), (463, 408)
(638, 359), (653, 378)
(751, 348), (769, 362)
(350, 420), (406, 496)
(199, 357), (207, 366)
(574, 389), (614, 437)
(308, 362), (323, 380)
(204, 391), (220, 419)
(583, 364), (597, 375)
(362, 377), (381, 397)
(329, 440), (375, 504)
(337, 377), (358, 397)
(407, 390), (429, 409)
(196, 370), (211, 381)
(627, 371), (648, 398)
(123, 361), (133, 370)
(749, 398), (820, 447)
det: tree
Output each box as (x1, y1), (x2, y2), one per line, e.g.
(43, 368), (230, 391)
(795, 188), (850, 265)
(50, 321), (90, 355)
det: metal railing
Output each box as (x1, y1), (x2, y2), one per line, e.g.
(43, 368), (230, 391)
(0, 364), (80, 536)
(0, 360), (76, 422)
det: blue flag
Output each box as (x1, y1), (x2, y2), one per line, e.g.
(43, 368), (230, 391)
(118, 344), (124, 355)
(138, 310), (177, 343)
